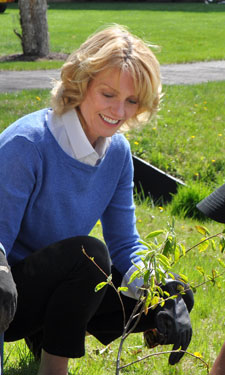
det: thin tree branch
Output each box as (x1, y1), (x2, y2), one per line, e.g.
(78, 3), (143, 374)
(82, 247), (126, 327)
(118, 349), (209, 373)
(171, 231), (224, 266)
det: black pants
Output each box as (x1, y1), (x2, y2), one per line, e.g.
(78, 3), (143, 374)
(5, 236), (157, 358)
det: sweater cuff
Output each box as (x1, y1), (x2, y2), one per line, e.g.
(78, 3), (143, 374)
(121, 261), (144, 300)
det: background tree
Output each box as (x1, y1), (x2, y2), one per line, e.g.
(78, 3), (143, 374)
(18, 0), (49, 57)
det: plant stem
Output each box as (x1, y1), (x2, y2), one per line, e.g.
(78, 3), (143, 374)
(118, 349), (209, 374)
(171, 231), (224, 266)
(82, 247), (127, 326)
(116, 297), (145, 374)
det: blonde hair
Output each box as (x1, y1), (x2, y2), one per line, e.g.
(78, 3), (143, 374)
(51, 25), (162, 127)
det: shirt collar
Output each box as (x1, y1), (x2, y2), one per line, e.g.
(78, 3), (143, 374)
(62, 109), (110, 161)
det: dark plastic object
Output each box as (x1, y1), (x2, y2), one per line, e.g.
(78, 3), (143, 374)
(0, 4), (7, 13)
(132, 155), (185, 204)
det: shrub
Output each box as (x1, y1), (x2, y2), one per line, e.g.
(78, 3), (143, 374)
(169, 183), (212, 220)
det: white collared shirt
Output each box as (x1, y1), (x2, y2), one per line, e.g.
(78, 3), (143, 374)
(47, 108), (111, 166)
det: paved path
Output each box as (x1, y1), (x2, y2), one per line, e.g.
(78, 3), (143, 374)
(0, 60), (225, 92)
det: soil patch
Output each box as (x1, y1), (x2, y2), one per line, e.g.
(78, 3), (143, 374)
(0, 52), (69, 62)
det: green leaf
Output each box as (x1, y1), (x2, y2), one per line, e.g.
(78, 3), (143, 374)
(117, 287), (128, 292)
(131, 261), (144, 271)
(150, 276), (155, 290)
(163, 238), (173, 256)
(174, 246), (180, 262)
(196, 266), (205, 275)
(156, 285), (164, 296)
(157, 254), (171, 269)
(219, 236), (225, 253)
(195, 225), (210, 236)
(156, 268), (167, 285)
(177, 284), (185, 293)
(211, 239), (217, 251)
(95, 282), (107, 292)
(191, 285), (197, 293)
(178, 273), (188, 283)
(169, 294), (178, 300)
(135, 250), (149, 256)
(146, 230), (164, 239)
(218, 258), (225, 268)
(151, 295), (160, 309)
(198, 238), (209, 252)
(212, 269), (217, 279)
(144, 269), (151, 285)
(179, 243), (186, 257)
(144, 291), (152, 313)
(128, 270), (141, 284)
(139, 239), (158, 250)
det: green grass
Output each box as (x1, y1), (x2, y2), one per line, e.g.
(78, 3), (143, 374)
(129, 81), (225, 189)
(1, 3), (225, 373)
(1, 2), (225, 70)
(0, 90), (50, 132)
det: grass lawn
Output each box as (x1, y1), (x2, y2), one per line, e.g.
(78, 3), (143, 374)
(0, 2), (225, 70)
(129, 81), (225, 188)
(1, 2), (225, 374)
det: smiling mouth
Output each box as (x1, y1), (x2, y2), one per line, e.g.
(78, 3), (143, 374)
(100, 114), (120, 126)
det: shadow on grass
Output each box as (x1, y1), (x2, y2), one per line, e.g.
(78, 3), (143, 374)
(7, 2), (225, 13)
(4, 359), (39, 375)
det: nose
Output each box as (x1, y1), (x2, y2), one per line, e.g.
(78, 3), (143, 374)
(111, 100), (125, 118)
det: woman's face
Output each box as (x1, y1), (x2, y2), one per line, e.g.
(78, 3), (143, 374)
(78, 67), (139, 146)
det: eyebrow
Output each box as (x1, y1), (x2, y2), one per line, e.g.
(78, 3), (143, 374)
(99, 83), (118, 92)
(99, 83), (138, 98)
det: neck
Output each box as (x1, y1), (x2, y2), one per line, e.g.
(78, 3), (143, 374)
(76, 107), (97, 148)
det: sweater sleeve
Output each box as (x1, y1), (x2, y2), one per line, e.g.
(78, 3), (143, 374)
(0, 136), (41, 256)
(101, 143), (146, 276)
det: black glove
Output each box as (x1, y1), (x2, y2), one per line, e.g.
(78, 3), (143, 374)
(169, 273), (194, 313)
(155, 277), (194, 365)
(0, 250), (17, 333)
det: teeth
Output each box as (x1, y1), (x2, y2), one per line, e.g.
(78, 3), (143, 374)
(101, 114), (119, 125)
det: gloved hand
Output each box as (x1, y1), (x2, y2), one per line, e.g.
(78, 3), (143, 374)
(168, 273), (194, 313)
(155, 277), (194, 365)
(0, 249), (17, 333)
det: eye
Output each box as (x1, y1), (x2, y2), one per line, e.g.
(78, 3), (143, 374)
(128, 98), (138, 105)
(103, 92), (114, 98)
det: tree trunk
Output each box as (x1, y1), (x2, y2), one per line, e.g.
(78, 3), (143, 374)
(18, 0), (49, 57)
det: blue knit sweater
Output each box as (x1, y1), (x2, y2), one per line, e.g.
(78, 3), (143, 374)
(0, 109), (144, 275)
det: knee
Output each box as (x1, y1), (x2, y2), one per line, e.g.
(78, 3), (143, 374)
(78, 236), (111, 275)
(55, 236), (111, 276)
(36, 236), (111, 283)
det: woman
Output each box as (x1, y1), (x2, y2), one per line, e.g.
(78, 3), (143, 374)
(0, 25), (193, 375)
